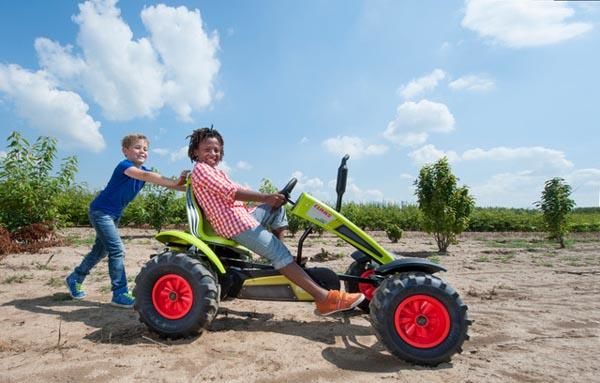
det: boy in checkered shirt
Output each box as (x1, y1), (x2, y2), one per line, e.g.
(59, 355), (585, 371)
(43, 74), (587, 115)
(188, 127), (364, 316)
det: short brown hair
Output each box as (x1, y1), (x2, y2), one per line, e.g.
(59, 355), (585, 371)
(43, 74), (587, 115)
(122, 134), (149, 148)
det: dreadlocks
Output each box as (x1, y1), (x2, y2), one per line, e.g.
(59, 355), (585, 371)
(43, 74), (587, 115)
(187, 125), (225, 162)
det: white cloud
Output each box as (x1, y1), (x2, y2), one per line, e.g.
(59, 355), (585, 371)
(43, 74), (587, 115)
(170, 146), (188, 162)
(217, 160), (231, 174)
(322, 136), (388, 159)
(0, 64), (104, 152)
(35, 0), (220, 121)
(383, 99), (455, 147)
(0, 150), (6, 158)
(409, 144), (459, 165)
(327, 177), (387, 202)
(400, 173), (414, 180)
(152, 146), (195, 163)
(236, 160), (252, 170)
(567, 168), (600, 187)
(462, 146), (573, 173)
(462, 0), (592, 48)
(292, 172), (386, 203)
(152, 148), (169, 157)
(290, 170), (327, 200)
(409, 144), (573, 176)
(472, 172), (543, 207)
(398, 69), (445, 100)
(347, 182), (385, 202)
(300, 137), (309, 144)
(406, 144), (589, 207)
(449, 74), (495, 92)
(141, 3), (220, 121)
(470, 169), (600, 208)
(291, 171), (324, 190)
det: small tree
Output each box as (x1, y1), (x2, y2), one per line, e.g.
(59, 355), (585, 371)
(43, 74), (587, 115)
(385, 223), (403, 243)
(0, 132), (78, 231)
(415, 157), (474, 253)
(535, 177), (574, 248)
(258, 178), (278, 194)
(285, 206), (302, 236)
(141, 169), (179, 232)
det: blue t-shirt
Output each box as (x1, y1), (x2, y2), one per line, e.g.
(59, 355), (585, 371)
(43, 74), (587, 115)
(90, 159), (148, 217)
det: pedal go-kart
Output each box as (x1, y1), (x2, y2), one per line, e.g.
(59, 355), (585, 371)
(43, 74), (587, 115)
(133, 155), (471, 365)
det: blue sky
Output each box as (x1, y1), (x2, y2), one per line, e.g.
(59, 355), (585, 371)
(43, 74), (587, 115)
(1, 0), (599, 208)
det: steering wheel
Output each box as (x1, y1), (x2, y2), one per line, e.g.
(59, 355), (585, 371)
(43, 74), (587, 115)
(278, 177), (298, 204)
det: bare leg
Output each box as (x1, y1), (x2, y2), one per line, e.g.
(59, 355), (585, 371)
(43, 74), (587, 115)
(278, 262), (328, 302)
(272, 227), (286, 240)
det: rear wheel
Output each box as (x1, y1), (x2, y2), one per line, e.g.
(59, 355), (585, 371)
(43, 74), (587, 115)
(344, 260), (376, 312)
(134, 252), (219, 338)
(370, 273), (470, 365)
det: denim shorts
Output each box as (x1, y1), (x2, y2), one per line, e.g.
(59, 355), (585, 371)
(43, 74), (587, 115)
(252, 204), (288, 231)
(232, 205), (293, 270)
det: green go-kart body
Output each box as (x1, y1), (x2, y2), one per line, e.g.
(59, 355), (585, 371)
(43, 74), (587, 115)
(134, 156), (471, 366)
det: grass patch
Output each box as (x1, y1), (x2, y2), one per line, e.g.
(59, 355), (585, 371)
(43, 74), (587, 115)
(34, 262), (55, 271)
(427, 255), (440, 264)
(475, 255), (490, 262)
(483, 239), (556, 249)
(46, 277), (65, 288)
(561, 255), (585, 267)
(2, 274), (34, 284)
(99, 285), (112, 293)
(66, 234), (96, 247)
(497, 252), (516, 263)
(335, 240), (346, 248)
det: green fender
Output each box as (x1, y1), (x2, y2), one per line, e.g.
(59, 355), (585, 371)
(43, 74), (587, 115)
(155, 230), (226, 274)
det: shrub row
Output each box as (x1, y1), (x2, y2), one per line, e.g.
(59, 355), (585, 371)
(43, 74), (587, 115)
(53, 187), (600, 233)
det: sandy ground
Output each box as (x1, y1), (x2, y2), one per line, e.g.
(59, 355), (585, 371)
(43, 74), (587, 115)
(1, 228), (599, 383)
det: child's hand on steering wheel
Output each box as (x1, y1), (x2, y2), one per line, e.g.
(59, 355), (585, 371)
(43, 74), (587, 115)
(263, 193), (286, 208)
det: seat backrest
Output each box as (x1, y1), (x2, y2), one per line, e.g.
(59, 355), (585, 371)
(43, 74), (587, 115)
(185, 183), (242, 248)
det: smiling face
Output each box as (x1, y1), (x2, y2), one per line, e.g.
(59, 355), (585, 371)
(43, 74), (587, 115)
(122, 139), (149, 166)
(194, 137), (222, 167)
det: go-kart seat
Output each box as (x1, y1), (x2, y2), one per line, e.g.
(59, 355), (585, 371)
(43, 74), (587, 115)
(185, 185), (247, 250)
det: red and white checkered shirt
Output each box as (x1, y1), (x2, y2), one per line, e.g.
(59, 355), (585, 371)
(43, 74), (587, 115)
(191, 162), (259, 238)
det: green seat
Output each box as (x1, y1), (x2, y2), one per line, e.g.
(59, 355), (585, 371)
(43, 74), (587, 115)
(185, 184), (249, 251)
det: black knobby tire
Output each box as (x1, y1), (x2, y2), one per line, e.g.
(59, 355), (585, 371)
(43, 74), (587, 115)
(344, 260), (375, 312)
(370, 272), (470, 366)
(133, 252), (219, 338)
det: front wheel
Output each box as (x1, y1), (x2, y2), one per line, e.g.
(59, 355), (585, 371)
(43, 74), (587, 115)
(344, 260), (376, 312)
(370, 273), (470, 365)
(133, 252), (219, 338)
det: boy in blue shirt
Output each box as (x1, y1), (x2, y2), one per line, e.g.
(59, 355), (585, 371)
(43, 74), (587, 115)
(65, 133), (188, 308)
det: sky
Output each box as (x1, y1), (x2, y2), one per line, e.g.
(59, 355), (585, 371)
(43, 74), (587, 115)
(1, 0), (599, 208)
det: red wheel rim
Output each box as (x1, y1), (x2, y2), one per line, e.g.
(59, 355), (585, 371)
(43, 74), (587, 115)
(152, 274), (194, 320)
(394, 294), (450, 348)
(358, 269), (376, 301)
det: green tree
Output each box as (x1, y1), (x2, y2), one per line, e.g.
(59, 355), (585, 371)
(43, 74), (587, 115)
(56, 184), (95, 226)
(141, 169), (180, 232)
(535, 177), (575, 248)
(385, 223), (403, 243)
(285, 206), (302, 236)
(0, 132), (78, 231)
(415, 157), (474, 253)
(258, 178), (278, 194)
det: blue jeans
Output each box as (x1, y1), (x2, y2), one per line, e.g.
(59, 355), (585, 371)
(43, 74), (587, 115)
(232, 205), (293, 270)
(71, 209), (128, 296)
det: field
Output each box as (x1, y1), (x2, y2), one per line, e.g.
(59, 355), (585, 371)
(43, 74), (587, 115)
(1, 228), (599, 383)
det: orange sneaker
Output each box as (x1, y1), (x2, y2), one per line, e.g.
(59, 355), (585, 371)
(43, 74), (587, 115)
(315, 290), (365, 316)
